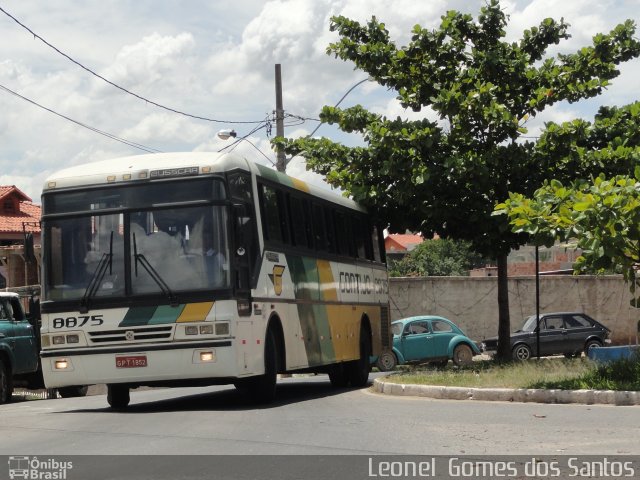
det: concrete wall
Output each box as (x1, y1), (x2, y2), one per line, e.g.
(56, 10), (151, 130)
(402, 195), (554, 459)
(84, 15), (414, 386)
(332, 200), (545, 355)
(389, 275), (640, 345)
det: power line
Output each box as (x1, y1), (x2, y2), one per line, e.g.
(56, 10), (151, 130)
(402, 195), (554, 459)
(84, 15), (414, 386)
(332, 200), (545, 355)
(0, 5), (265, 125)
(0, 82), (162, 154)
(308, 77), (370, 137)
(217, 121), (276, 167)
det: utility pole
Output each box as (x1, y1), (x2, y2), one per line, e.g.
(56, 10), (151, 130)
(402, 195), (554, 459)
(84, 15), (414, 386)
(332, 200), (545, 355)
(274, 64), (286, 172)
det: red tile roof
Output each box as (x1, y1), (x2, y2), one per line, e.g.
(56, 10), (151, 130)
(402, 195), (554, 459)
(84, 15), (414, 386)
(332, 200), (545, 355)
(0, 186), (41, 234)
(385, 233), (424, 252)
(0, 185), (31, 202)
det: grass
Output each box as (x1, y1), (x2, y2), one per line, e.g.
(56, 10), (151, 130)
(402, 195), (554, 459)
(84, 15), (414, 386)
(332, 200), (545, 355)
(385, 357), (640, 391)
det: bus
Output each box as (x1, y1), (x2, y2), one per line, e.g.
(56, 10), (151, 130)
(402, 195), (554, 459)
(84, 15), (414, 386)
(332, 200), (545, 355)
(39, 152), (390, 408)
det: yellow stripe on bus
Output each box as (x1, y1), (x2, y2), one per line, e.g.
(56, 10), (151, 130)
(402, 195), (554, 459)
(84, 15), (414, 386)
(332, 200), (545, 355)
(176, 302), (215, 323)
(291, 177), (310, 192)
(327, 305), (361, 361)
(317, 259), (338, 302)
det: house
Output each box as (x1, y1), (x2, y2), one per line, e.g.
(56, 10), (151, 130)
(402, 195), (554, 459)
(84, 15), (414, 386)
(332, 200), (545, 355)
(0, 186), (41, 288)
(384, 233), (424, 261)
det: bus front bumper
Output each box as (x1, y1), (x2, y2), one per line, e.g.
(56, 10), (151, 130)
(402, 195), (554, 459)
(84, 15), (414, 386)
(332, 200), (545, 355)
(40, 340), (246, 388)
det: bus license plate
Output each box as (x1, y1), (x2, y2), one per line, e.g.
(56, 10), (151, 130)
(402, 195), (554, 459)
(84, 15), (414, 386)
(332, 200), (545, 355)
(115, 355), (148, 368)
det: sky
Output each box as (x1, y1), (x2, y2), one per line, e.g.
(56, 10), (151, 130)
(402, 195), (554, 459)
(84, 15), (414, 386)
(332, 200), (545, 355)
(0, 0), (639, 201)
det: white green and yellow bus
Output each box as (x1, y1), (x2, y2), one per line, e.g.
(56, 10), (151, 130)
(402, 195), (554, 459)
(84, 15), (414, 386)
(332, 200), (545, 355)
(39, 152), (390, 408)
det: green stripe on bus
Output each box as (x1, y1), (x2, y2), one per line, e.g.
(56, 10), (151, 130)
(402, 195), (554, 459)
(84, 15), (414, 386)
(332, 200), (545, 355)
(287, 255), (320, 301)
(256, 164), (294, 188)
(149, 304), (186, 324)
(297, 303), (336, 366)
(120, 306), (157, 327)
(119, 304), (186, 326)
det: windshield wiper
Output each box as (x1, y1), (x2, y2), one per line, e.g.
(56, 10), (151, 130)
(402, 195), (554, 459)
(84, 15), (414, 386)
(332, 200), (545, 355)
(80, 231), (113, 313)
(132, 232), (178, 306)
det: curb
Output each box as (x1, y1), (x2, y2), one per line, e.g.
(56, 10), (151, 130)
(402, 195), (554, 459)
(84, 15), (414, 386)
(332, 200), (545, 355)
(372, 378), (640, 406)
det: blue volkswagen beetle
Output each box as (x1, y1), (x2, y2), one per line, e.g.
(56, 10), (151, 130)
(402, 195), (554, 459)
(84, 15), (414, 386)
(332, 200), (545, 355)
(376, 315), (481, 371)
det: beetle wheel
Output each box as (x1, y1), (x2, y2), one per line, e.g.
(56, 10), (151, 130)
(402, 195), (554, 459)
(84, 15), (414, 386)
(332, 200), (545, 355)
(452, 344), (473, 366)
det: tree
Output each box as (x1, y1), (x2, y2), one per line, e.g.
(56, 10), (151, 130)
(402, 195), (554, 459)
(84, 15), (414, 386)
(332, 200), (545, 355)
(276, 0), (640, 360)
(495, 101), (640, 303)
(496, 172), (640, 304)
(388, 238), (485, 277)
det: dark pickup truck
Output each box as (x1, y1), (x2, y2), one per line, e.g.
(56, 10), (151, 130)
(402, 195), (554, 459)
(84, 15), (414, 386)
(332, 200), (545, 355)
(0, 291), (86, 403)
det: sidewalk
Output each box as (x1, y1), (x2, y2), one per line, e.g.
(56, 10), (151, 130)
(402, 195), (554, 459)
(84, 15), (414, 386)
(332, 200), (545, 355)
(372, 377), (640, 406)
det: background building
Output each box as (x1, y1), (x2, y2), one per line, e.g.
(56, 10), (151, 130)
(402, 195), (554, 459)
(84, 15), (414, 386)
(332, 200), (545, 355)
(0, 186), (41, 288)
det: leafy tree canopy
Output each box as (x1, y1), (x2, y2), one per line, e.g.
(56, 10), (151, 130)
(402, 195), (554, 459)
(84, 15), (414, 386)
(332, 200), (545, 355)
(496, 101), (640, 303)
(276, 1), (639, 258)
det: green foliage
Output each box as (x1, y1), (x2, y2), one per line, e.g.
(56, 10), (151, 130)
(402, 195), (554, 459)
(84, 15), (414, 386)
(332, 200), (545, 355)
(531, 357), (640, 391)
(497, 171), (640, 304)
(388, 238), (486, 277)
(389, 357), (640, 392)
(275, 1), (640, 258)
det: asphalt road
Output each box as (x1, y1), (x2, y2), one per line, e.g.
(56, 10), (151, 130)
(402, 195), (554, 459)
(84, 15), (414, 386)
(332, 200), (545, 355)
(2, 374), (638, 457)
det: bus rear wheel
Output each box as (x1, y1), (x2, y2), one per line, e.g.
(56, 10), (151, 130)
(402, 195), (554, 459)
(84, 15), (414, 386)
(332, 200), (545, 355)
(107, 384), (130, 410)
(328, 363), (349, 388)
(345, 325), (372, 388)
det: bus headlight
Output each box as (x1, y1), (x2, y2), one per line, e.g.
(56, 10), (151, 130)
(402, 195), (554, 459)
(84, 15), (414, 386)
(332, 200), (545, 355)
(185, 326), (198, 335)
(215, 322), (230, 336)
(200, 351), (215, 362)
(54, 359), (70, 370)
(199, 325), (213, 335)
(52, 335), (66, 345)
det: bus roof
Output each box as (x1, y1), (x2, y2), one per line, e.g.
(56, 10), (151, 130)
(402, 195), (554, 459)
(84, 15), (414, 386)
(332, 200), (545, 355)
(43, 152), (365, 212)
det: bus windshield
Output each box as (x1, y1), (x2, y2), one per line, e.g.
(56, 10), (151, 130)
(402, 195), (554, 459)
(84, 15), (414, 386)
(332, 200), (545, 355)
(43, 181), (230, 302)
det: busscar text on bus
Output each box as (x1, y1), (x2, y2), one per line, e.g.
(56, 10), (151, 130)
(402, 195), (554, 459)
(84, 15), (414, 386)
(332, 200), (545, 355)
(38, 152), (392, 409)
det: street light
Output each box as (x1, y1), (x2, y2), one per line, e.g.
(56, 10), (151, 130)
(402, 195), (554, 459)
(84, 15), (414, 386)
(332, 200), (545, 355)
(216, 129), (275, 167)
(217, 129), (237, 140)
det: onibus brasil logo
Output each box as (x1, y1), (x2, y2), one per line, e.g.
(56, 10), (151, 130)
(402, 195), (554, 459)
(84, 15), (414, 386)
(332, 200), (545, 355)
(8, 456), (73, 480)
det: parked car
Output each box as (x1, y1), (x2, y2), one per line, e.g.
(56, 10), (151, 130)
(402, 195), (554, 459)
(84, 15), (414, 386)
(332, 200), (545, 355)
(481, 312), (611, 361)
(376, 315), (481, 371)
(0, 291), (88, 403)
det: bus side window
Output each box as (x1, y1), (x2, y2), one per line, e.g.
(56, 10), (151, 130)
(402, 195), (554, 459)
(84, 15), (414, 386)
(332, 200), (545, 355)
(371, 224), (383, 263)
(289, 195), (311, 249)
(311, 204), (327, 252)
(259, 184), (288, 244)
(324, 206), (337, 254)
(335, 212), (352, 257)
(228, 172), (252, 203)
(353, 216), (367, 259)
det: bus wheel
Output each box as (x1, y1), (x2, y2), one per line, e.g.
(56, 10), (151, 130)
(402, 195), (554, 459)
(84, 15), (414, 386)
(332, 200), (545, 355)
(58, 386), (89, 398)
(0, 358), (13, 404)
(107, 384), (130, 410)
(346, 325), (372, 388)
(328, 363), (349, 388)
(246, 327), (278, 404)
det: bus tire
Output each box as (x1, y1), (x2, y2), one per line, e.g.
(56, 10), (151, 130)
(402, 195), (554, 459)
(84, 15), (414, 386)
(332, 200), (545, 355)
(0, 358), (13, 404)
(346, 324), (372, 388)
(58, 386), (89, 398)
(246, 327), (278, 404)
(107, 384), (130, 410)
(328, 363), (349, 388)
